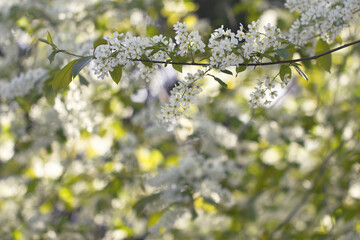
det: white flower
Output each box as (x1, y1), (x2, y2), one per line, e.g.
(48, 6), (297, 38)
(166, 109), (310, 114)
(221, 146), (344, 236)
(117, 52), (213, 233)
(248, 20), (259, 33)
(264, 78), (275, 89)
(173, 21), (188, 33)
(269, 90), (278, 99)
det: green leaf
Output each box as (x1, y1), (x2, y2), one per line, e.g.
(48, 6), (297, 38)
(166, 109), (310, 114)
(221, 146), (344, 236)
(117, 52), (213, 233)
(293, 65), (308, 82)
(93, 38), (108, 50)
(280, 65), (292, 81)
(71, 56), (93, 78)
(172, 64), (182, 73)
(315, 39), (332, 73)
(220, 69), (233, 76)
(334, 35), (342, 44)
(140, 54), (153, 68)
(157, 41), (166, 47)
(168, 52), (176, 59)
(235, 65), (246, 77)
(46, 32), (53, 45)
(171, 55), (189, 63)
(199, 54), (211, 62)
(44, 77), (56, 105)
(47, 50), (65, 63)
(275, 48), (290, 59)
(109, 65), (122, 84)
(39, 38), (49, 45)
(52, 59), (78, 91)
(285, 44), (296, 58)
(145, 46), (158, 50)
(47, 51), (58, 63)
(208, 74), (228, 88)
(44, 87), (56, 106)
(236, 65), (246, 73)
(150, 47), (161, 56)
(79, 74), (89, 86)
(45, 90), (55, 106)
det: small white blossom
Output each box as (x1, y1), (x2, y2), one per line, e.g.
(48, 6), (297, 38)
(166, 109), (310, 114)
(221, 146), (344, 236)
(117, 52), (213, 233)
(269, 90), (278, 99)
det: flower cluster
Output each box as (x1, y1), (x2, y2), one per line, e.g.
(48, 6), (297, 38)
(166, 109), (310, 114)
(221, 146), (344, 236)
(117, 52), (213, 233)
(248, 73), (290, 108)
(93, 32), (175, 80)
(285, 0), (360, 45)
(208, 20), (284, 70)
(160, 70), (204, 126)
(174, 22), (206, 57)
(0, 68), (47, 100)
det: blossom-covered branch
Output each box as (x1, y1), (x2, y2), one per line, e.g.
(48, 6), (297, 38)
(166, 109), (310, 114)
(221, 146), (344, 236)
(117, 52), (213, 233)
(40, 0), (360, 128)
(127, 39), (360, 67)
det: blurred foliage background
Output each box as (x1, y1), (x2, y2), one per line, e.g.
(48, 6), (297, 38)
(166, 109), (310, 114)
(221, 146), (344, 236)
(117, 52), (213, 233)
(0, 0), (359, 239)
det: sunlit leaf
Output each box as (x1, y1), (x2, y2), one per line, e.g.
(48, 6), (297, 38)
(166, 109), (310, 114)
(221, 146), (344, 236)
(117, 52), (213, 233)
(220, 69), (233, 76)
(334, 35), (342, 44)
(52, 59), (77, 91)
(47, 50), (58, 63)
(172, 64), (182, 73)
(315, 38), (332, 73)
(280, 65), (292, 81)
(109, 65), (122, 84)
(208, 74), (228, 88)
(236, 65), (246, 74)
(275, 48), (290, 59)
(46, 31), (53, 45)
(293, 64), (308, 81)
(38, 38), (49, 45)
(93, 38), (108, 50)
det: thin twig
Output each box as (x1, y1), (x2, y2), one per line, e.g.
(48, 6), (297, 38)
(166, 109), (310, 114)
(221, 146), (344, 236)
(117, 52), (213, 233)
(60, 49), (86, 58)
(130, 39), (360, 67)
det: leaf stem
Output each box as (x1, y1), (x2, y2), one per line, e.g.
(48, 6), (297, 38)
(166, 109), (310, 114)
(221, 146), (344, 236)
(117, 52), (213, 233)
(55, 48), (87, 58)
(60, 50), (86, 58)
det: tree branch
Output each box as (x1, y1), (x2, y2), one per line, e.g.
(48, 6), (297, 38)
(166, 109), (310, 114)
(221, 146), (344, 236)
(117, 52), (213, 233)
(131, 39), (360, 67)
